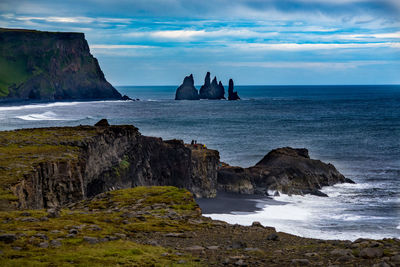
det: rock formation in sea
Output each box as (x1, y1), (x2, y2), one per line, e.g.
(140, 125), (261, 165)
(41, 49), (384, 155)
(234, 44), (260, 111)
(0, 28), (123, 101)
(228, 79), (240, 100)
(0, 120), (353, 211)
(175, 74), (200, 100)
(199, 72), (225, 100)
(218, 147), (354, 196)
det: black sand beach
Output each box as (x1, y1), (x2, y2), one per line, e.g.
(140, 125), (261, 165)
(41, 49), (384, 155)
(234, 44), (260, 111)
(196, 192), (287, 214)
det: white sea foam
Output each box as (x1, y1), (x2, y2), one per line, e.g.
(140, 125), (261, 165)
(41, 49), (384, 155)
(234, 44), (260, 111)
(205, 181), (400, 241)
(16, 111), (64, 121)
(0, 100), (126, 111)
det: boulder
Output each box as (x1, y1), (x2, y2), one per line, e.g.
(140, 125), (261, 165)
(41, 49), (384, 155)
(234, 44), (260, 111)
(175, 74), (200, 100)
(0, 234), (17, 244)
(121, 95), (133, 100)
(228, 79), (240, 100)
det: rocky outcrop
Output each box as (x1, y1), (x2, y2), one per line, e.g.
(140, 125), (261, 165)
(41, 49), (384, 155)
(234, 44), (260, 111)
(5, 121), (219, 209)
(228, 79), (240, 100)
(175, 74), (200, 100)
(0, 28), (123, 101)
(199, 72), (225, 100)
(2, 122), (352, 210)
(189, 145), (220, 198)
(218, 147), (354, 196)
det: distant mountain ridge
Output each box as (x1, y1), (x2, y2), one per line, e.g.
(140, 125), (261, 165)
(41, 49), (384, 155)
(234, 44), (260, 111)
(0, 28), (123, 101)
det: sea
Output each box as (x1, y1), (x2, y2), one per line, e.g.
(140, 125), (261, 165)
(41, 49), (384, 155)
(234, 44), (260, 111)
(0, 85), (399, 241)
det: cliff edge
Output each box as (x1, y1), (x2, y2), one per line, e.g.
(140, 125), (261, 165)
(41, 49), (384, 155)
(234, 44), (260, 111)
(0, 28), (122, 101)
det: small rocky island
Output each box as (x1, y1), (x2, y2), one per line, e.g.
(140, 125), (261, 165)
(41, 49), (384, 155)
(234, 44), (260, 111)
(0, 120), (398, 266)
(0, 28), (129, 101)
(175, 72), (240, 100)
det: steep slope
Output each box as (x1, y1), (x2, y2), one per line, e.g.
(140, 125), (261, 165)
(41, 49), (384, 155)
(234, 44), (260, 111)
(0, 28), (122, 100)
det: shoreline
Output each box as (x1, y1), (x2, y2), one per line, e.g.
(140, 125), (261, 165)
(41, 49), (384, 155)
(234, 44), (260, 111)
(196, 191), (286, 214)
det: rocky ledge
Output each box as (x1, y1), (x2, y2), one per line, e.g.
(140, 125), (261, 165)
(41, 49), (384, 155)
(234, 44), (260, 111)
(218, 147), (355, 197)
(0, 120), (353, 211)
(0, 186), (398, 266)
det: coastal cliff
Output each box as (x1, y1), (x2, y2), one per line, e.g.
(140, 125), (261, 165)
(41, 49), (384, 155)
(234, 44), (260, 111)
(0, 122), (219, 210)
(0, 121), (354, 210)
(0, 28), (122, 101)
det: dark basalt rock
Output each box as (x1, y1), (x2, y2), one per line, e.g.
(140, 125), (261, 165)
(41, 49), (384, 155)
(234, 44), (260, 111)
(175, 74), (200, 100)
(94, 119), (110, 127)
(0, 28), (124, 101)
(218, 147), (354, 197)
(199, 72), (225, 100)
(121, 95), (133, 101)
(228, 79), (240, 100)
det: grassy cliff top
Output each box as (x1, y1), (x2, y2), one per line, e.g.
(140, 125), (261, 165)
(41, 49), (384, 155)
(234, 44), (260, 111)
(0, 126), (100, 203)
(0, 28), (84, 36)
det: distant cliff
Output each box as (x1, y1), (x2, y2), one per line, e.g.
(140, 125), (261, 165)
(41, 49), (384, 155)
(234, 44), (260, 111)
(0, 28), (123, 101)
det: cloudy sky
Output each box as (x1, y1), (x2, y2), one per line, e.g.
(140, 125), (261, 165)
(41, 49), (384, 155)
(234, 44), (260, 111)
(1, 0), (399, 85)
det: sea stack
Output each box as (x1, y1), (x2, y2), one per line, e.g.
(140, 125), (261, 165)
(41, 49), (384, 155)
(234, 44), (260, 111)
(199, 72), (225, 100)
(175, 74), (200, 100)
(228, 79), (240, 100)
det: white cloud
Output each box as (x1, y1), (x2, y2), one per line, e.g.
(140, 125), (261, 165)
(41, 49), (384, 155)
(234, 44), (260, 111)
(150, 29), (207, 39)
(125, 28), (278, 40)
(90, 44), (156, 49)
(220, 60), (392, 69)
(336, 32), (400, 40)
(230, 42), (400, 51)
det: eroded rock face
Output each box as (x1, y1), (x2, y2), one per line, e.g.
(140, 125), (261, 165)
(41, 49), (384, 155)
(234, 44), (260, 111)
(10, 122), (219, 209)
(228, 79), (240, 100)
(190, 147), (220, 198)
(175, 74), (200, 100)
(199, 72), (225, 100)
(218, 147), (354, 196)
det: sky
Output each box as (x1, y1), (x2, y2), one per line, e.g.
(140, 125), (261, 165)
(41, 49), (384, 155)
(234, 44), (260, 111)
(0, 0), (399, 85)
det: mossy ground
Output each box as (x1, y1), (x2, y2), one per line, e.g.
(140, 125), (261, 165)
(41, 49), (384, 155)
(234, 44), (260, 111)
(0, 186), (399, 266)
(0, 186), (201, 266)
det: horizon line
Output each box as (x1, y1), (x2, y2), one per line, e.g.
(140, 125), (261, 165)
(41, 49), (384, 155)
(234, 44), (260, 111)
(115, 83), (400, 87)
